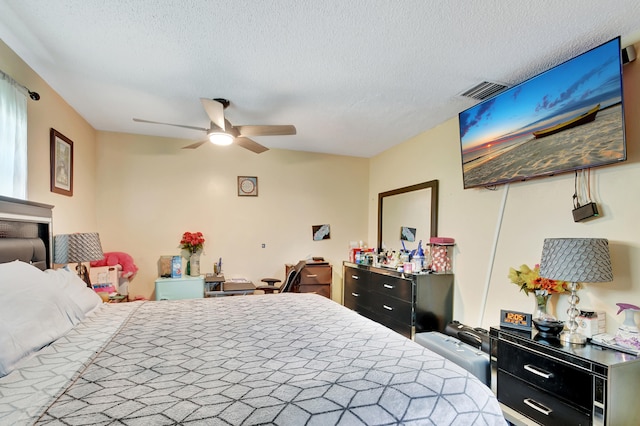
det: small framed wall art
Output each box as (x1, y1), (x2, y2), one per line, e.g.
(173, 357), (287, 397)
(238, 176), (258, 196)
(400, 226), (416, 242)
(50, 128), (74, 196)
(312, 224), (331, 241)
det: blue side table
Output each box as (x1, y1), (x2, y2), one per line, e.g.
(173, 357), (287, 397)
(155, 275), (204, 300)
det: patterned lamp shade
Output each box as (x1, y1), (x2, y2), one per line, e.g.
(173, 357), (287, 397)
(539, 238), (613, 283)
(53, 233), (104, 264)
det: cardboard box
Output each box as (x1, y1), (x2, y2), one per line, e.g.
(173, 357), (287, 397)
(90, 266), (119, 294)
(577, 309), (606, 338)
(159, 256), (173, 277)
(90, 265), (130, 295)
(171, 255), (182, 278)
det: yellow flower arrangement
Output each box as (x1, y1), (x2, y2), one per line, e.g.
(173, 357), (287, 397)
(508, 264), (569, 296)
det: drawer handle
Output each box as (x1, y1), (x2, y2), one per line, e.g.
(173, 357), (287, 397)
(351, 275), (359, 280)
(524, 364), (554, 379)
(306, 274), (318, 278)
(383, 284), (395, 289)
(383, 304), (393, 311)
(351, 292), (360, 297)
(523, 398), (553, 416)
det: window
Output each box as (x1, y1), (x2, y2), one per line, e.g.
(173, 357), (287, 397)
(0, 73), (28, 199)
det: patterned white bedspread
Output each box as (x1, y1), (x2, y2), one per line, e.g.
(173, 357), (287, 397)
(5, 294), (505, 425)
(0, 302), (139, 425)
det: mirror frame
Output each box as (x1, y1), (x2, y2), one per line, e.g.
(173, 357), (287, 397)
(377, 179), (439, 250)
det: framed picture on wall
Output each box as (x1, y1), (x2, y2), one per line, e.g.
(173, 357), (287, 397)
(400, 226), (416, 242)
(50, 128), (74, 196)
(312, 224), (331, 241)
(238, 176), (258, 196)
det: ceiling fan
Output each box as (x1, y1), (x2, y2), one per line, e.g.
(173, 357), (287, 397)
(133, 98), (296, 153)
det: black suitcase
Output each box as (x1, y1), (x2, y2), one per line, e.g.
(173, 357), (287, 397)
(445, 320), (490, 353)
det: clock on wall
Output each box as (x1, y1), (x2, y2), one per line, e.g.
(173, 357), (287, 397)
(238, 176), (258, 196)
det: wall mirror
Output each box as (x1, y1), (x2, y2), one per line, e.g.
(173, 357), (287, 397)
(377, 180), (438, 252)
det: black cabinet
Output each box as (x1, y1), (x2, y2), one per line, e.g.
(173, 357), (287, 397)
(342, 262), (453, 339)
(491, 326), (640, 425)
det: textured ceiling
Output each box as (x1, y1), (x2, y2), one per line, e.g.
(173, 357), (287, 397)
(1, 0), (639, 157)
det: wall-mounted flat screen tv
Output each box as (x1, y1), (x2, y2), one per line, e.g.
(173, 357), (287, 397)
(459, 37), (626, 189)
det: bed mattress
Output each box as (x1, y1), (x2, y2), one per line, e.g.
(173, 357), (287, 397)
(0, 302), (139, 425)
(2, 293), (505, 425)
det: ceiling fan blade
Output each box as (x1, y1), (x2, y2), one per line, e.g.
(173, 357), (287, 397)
(133, 118), (207, 132)
(182, 140), (208, 149)
(200, 98), (226, 130)
(235, 137), (269, 154)
(235, 125), (297, 137)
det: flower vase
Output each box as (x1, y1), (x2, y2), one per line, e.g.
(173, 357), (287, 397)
(190, 251), (201, 276)
(534, 293), (555, 321)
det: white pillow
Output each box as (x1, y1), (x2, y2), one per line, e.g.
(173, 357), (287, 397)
(0, 261), (94, 377)
(45, 266), (102, 314)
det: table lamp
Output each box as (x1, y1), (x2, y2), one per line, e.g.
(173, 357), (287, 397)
(54, 233), (104, 288)
(539, 238), (613, 344)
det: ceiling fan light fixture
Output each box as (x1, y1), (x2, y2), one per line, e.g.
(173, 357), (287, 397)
(208, 131), (234, 146)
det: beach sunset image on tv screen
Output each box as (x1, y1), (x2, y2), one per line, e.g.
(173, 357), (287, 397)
(459, 37), (625, 189)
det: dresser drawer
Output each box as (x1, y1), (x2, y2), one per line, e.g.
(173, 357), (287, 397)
(370, 273), (412, 302)
(344, 272), (370, 312)
(377, 315), (412, 338)
(498, 371), (591, 426)
(299, 283), (330, 298)
(300, 265), (331, 284)
(344, 267), (368, 288)
(498, 340), (592, 410)
(360, 308), (412, 338)
(368, 291), (412, 324)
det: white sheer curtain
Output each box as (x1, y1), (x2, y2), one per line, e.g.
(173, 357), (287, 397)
(0, 73), (28, 199)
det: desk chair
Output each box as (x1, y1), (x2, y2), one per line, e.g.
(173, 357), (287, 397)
(257, 260), (305, 294)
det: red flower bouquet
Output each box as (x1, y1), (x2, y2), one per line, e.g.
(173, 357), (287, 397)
(180, 231), (205, 255)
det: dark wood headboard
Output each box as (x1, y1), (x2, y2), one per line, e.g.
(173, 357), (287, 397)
(0, 196), (53, 270)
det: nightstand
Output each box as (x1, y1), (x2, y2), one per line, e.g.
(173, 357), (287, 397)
(155, 275), (204, 300)
(288, 261), (332, 298)
(491, 326), (640, 425)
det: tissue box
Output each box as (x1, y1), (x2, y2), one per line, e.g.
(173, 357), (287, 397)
(171, 256), (182, 278)
(577, 309), (606, 338)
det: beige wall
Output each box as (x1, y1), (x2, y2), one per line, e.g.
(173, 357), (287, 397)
(0, 40), (98, 233)
(95, 132), (369, 300)
(5, 34), (640, 331)
(369, 42), (640, 333)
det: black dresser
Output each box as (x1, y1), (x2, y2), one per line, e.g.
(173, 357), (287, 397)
(342, 261), (453, 338)
(491, 326), (640, 425)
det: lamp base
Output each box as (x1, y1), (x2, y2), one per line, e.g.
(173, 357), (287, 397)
(559, 330), (587, 345)
(558, 280), (587, 345)
(76, 263), (92, 288)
